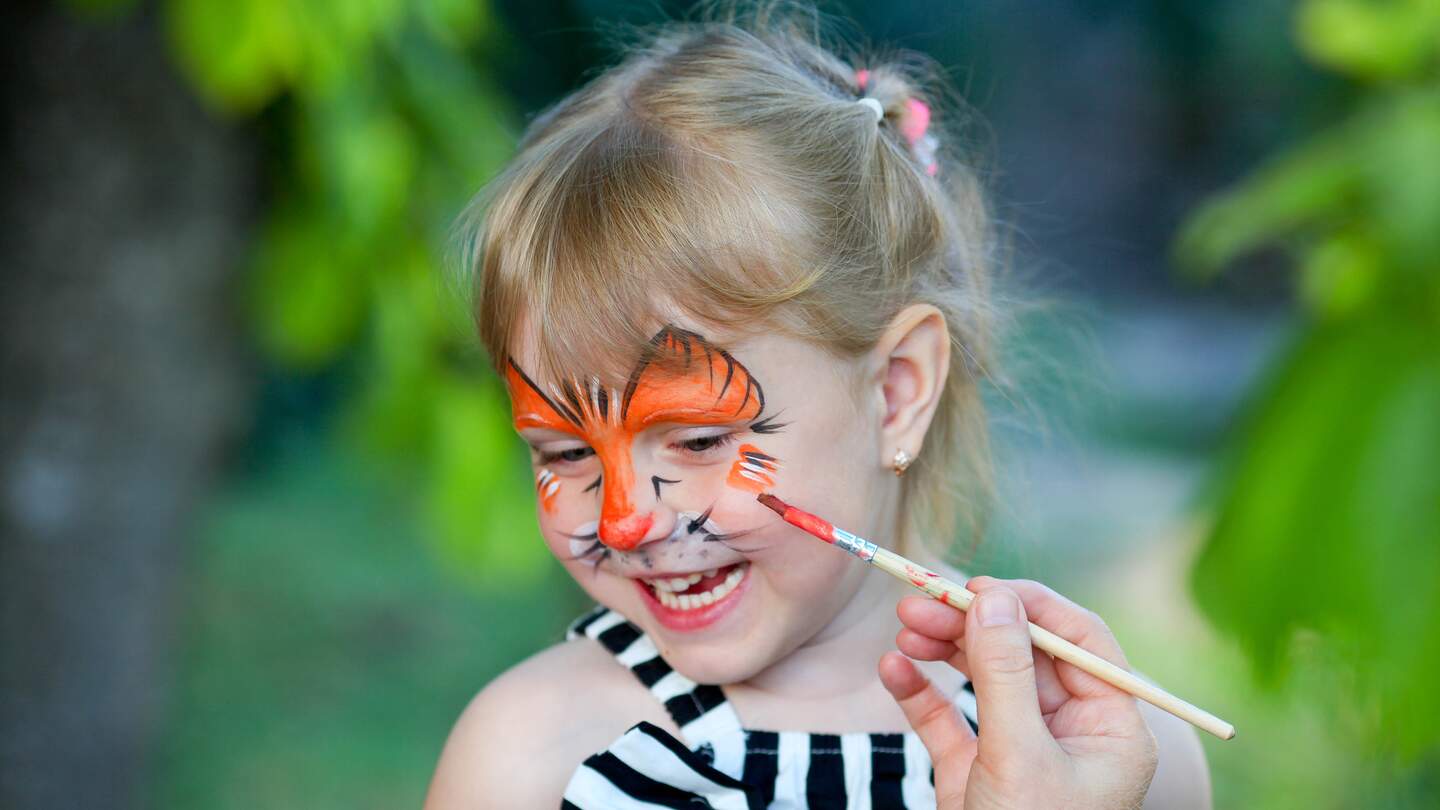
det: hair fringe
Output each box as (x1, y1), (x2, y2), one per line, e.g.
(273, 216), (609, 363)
(453, 0), (1021, 562)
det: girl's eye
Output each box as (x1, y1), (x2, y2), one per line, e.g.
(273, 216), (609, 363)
(674, 433), (736, 455)
(539, 446), (595, 465)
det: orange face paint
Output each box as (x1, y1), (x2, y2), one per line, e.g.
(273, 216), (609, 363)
(726, 444), (780, 493)
(506, 326), (767, 550)
(536, 468), (560, 514)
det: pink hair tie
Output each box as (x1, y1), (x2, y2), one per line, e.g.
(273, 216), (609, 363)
(903, 98), (939, 177)
(853, 69), (939, 177)
(900, 98), (930, 146)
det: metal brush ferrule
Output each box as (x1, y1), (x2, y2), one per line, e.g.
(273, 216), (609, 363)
(832, 527), (878, 562)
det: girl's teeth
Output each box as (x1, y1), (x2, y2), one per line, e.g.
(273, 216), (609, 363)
(649, 563), (748, 611)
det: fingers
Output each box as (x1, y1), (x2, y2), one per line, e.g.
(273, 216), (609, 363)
(898, 595), (968, 641)
(1027, 646), (1069, 714)
(879, 652), (978, 772)
(896, 628), (958, 662)
(963, 581), (1051, 756)
(988, 578), (1131, 699)
(898, 589), (1069, 714)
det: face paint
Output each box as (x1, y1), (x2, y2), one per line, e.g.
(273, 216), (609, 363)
(567, 520), (602, 565)
(726, 444), (781, 493)
(536, 468), (560, 513)
(507, 326), (768, 550)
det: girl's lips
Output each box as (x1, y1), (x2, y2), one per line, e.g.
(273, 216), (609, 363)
(634, 563), (751, 632)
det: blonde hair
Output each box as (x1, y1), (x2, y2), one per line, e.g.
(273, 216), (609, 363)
(455, 1), (1002, 561)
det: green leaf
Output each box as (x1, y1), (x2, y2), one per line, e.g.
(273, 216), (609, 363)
(1296, 0), (1440, 82)
(1363, 91), (1440, 273)
(413, 0), (491, 48)
(425, 377), (549, 587)
(164, 0), (302, 112)
(1174, 128), (1360, 277)
(1299, 228), (1383, 317)
(302, 93), (418, 235)
(1192, 315), (1440, 755)
(248, 209), (368, 369)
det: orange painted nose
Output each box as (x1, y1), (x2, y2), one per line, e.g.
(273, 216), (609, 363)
(599, 512), (654, 551)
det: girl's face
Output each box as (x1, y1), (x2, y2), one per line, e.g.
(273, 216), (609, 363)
(506, 322), (896, 684)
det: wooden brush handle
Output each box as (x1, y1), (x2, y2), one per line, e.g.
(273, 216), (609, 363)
(870, 547), (1236, 741)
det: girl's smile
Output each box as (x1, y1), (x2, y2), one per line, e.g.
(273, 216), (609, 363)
(565, 510), (759, 632)
(633, 561), (752, 632)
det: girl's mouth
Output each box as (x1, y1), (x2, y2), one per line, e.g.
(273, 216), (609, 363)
(633, 562), (751, 632)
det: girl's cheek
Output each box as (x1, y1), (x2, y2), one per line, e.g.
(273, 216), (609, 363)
(532, 487), (583, 555)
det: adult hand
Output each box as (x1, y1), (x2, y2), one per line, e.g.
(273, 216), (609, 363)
(878, 577), (1159, 809)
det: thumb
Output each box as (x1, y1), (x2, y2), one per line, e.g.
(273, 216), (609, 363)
(965, 583), (1050, 757)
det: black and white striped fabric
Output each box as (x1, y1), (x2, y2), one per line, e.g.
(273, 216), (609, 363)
(560, 607), (980, 809)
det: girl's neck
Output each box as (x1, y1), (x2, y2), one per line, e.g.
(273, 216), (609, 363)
(720, 535), (967, 733)
(718, 543), (930, 740)
(746, 569), (904, 700)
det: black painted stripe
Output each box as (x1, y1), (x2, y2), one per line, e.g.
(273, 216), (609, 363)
(507, 357), (582, 427)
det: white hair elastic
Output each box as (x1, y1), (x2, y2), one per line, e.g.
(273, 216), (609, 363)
(857, 97), (884, 121)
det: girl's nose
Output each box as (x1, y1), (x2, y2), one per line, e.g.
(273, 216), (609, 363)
(599, 511), (654, 550)
(596, 456), (679, 551)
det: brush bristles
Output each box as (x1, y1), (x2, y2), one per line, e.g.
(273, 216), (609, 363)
(756, 492), (788, 516)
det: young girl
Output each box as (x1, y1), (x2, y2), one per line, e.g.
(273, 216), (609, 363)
(426, 6), (1210, 808)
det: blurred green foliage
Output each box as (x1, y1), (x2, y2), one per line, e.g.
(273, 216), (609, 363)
(154, 443), (586, 808)
(1178, 0), (1440, 760)
(157, 0), (549, 583)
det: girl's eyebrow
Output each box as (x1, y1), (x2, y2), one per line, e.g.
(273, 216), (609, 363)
(637, 406), (751, 428)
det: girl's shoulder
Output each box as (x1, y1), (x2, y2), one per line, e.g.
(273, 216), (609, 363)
(424, 635), (673, 809)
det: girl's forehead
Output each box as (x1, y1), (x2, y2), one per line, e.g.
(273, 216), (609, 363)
(507, 317), (775, 386)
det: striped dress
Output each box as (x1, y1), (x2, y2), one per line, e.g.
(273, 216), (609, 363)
(560, 606), (980, 809)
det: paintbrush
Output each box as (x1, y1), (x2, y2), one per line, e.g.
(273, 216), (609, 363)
(757, 492), (1236, 741)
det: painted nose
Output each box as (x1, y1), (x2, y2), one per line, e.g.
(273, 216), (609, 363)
(598, 511), (655, 551)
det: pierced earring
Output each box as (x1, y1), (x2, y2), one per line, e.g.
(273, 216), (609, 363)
(891, 449), (914, 476)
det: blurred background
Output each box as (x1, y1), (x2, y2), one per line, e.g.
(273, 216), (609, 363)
(2, 0), (1437, 807)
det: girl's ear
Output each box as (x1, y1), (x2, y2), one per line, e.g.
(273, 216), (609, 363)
(869, 304), (950, 469)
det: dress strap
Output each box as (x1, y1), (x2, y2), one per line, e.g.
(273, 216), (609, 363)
(566, 607), (747, 776)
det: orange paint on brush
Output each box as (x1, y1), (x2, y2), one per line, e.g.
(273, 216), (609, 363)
(757, 493), (836, 543)
(902, 563), (939, 589)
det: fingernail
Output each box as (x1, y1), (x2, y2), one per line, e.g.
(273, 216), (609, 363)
(977, 589), (1019, 627)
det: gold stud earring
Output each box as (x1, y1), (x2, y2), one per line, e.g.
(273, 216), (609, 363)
(891, 449), (913, 476)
